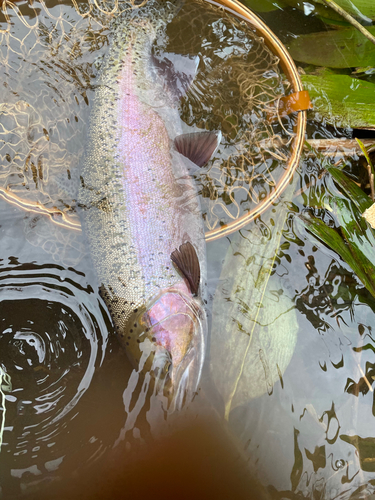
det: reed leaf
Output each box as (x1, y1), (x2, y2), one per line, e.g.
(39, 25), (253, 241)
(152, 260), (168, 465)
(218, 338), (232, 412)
(299, 214), (375, 296)
(288, 27), (375, 68)
(211, 183), (298, 419)
(325, 164), (373, 213)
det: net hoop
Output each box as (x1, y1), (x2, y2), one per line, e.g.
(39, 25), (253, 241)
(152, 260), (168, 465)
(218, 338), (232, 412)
(0, 0), (307, 242)
(204, 0), (307, 242)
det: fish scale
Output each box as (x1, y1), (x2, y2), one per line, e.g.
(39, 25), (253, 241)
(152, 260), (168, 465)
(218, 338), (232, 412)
(79, 27), (204, 322)
(78, 0), (209, 402)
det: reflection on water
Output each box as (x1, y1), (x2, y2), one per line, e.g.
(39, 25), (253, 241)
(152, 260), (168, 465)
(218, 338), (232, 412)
(1, 0), (375, 499)
(228, 156), (375, 498)
(0, 203), (111, 496)
(0, 261), (107, 427)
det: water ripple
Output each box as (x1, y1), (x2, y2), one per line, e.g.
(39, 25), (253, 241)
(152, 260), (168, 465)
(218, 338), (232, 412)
(0, 261), (109, 489)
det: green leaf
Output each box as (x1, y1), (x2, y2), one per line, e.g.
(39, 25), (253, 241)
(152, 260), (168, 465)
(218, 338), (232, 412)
(325, 164), (373, 213)
(315, 15), (352, 26)
(301, 74), (375, 128)
(240, 0), (287, 12)
(300, 214), (375, 297)
(333, 197), (375, 277)
(314, 0), (375, 21)
(356, 138), (374, 167)
(211, 181), (299, 419)
(283, 0), (375, 22)
(288, 26), (375, 68)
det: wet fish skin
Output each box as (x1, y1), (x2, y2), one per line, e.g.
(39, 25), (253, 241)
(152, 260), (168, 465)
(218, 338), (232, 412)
(78, 1), (212, 404)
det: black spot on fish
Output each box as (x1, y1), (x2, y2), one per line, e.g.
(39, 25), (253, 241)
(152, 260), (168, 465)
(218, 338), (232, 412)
(127, 336), (131, 340)
(134, 323), (137, 327)
(126, 342), (129, 346)
(137, 339), (141, 343)
(134, 308), (138, 313)
(130, 329), (133, 333)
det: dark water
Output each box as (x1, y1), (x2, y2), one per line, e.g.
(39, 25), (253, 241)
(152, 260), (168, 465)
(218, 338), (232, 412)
(1, 0), (375, 498)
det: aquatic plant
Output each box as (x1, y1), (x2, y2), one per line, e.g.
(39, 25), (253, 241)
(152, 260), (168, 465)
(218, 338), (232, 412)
(211, 181), (299, 419)
(300, 142), (375, 300)
(242, 0), (375, 302)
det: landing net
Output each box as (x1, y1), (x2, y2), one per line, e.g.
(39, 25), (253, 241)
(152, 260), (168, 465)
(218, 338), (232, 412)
(0, 0), (305, 258)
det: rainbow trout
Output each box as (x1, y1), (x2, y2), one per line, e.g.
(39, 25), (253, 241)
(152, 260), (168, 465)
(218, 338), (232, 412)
(78, 0), (220, 407)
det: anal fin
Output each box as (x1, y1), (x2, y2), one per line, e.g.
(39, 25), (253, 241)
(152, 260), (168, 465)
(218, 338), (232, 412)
(171, 241), (200, 296)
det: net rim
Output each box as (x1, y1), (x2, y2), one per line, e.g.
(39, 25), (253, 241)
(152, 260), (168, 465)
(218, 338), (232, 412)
(0, 0), (306, 242)
(204, 0), (307, 242)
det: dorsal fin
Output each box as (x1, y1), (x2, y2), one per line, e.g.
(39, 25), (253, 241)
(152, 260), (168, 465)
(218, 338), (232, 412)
(174, 131), (221, 167)
(171, 241), (200, 296)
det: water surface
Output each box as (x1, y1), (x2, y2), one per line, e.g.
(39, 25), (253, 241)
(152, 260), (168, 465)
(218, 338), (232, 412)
(1, 0), (375, 498)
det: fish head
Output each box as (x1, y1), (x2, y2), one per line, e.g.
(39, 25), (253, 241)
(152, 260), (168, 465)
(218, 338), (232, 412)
(125, 283), (206, 410)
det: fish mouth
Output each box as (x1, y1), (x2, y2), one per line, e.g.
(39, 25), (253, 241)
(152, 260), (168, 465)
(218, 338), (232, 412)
(124, 288), (207, 411)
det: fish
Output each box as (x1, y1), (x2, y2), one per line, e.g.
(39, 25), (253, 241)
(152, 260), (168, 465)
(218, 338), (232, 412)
(78, 0), (220, 408)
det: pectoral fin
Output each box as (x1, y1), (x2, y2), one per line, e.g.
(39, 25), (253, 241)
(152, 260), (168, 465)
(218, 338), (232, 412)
(174, 131), (221, 168)
(171, 241), (200, 296)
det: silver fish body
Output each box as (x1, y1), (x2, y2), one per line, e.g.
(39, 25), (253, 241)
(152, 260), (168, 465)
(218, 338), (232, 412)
(78, 1), (215, 405)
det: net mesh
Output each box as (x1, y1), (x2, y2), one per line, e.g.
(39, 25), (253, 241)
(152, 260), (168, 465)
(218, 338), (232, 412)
(0, 0), (295, 261)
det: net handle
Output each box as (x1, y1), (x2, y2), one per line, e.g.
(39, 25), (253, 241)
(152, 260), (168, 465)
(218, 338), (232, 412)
(204, 0), (307, 242)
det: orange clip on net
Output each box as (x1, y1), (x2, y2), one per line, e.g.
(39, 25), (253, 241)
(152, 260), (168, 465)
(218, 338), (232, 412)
(278, 90), (313, 116)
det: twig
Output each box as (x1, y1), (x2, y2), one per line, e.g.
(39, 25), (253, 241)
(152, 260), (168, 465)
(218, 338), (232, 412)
(308, 138), (375, 155)
(368, 165), (374, 201)
(319, 0), (375, 46)
(266, 138), (375, 158)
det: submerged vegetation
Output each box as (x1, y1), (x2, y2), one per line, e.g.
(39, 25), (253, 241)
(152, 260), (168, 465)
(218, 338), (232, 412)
(300, 142), (375, 299)
(230, 2), (375, 496)
(244, 0), (375, 299)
